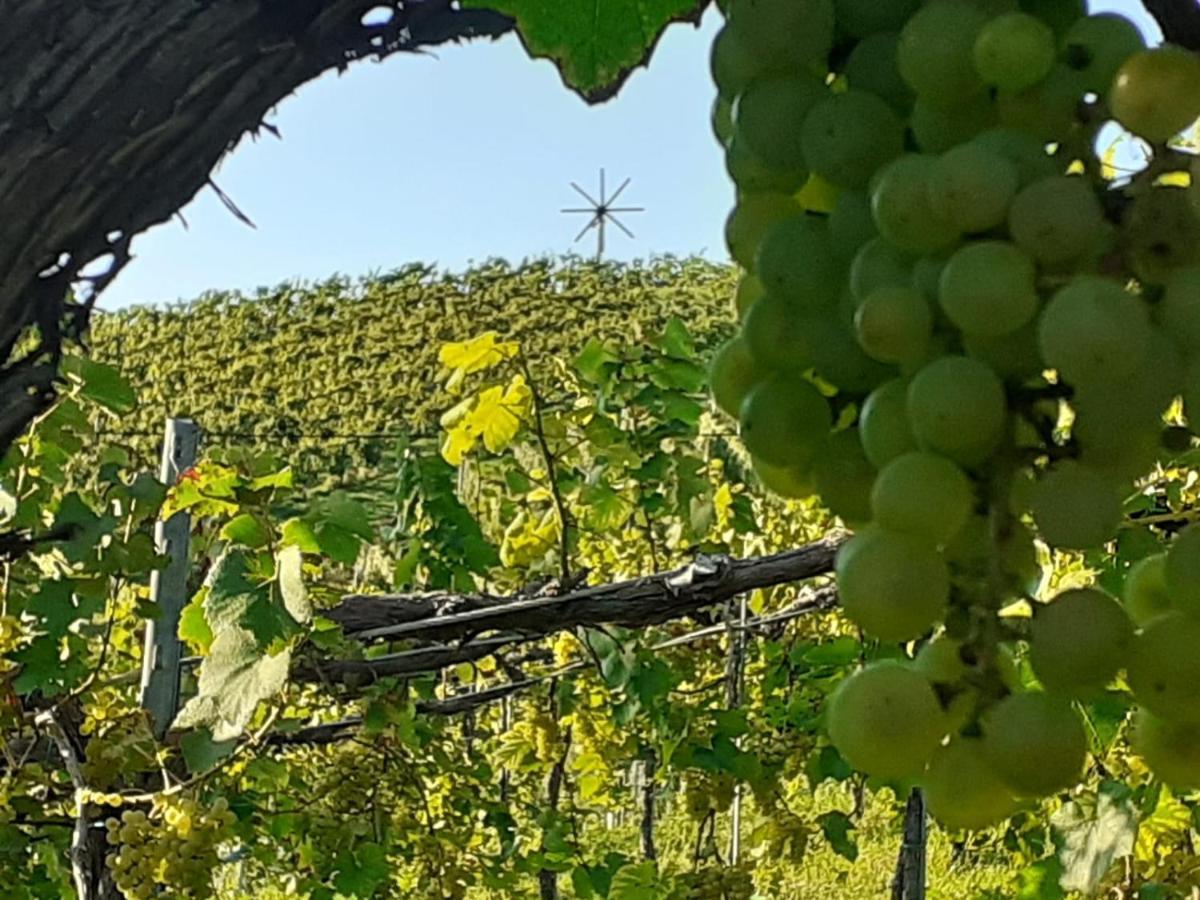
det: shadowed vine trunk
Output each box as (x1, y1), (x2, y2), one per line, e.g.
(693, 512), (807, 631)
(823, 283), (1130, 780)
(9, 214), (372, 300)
(0, 0), (512, 460)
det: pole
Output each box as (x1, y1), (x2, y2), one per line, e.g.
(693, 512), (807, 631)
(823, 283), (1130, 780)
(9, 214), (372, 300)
(139, 417), (200, 739)
(892, 788), (927, 900)
(727, 594), (748, 865)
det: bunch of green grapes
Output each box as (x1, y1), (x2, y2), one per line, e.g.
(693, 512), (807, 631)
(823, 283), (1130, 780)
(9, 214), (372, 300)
(674, 864), (755, 900)
(105, 795), (236, 898)
(680, 771), (736, 822)
(708, 0), (1200, 829)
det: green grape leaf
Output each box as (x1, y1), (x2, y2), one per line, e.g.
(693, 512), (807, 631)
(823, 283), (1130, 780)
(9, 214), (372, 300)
(172, 628), (291, 742)
(1015, 858), (1066, 900)
(202, 549), (300, 647)
(462, 0), (706, 102)
(178, 590), (214, 655)
(310, 493), (374, 540)
(61, 355), (136, 413)
(1051, 788), (1136, 894)
(220, 513), (271, 548)
(179, 728), (237, 773)
(659, 317), (696, 360)
(607, 861), (666, 900)
(817, 810), (858, 862)
(277, 545), (312, 625)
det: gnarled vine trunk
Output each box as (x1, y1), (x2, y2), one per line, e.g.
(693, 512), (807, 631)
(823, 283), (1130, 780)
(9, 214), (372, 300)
(0, 0), (512, 456)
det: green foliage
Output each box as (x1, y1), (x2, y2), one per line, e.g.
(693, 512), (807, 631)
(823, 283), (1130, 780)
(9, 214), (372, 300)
(461, 0), (707, 101)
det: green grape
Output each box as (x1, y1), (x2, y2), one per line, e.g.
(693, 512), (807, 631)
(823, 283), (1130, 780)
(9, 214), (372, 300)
(1008, 176), (1108, 267)
(871, 451), (973, 545)
(756, 214), (843, 310)
(734, 272), (764, 321)
(871, 155), (961, 255)
(727, 0), (835, 73)
(1132, 709), (1200, 789)
(801, 313), (894, 392)
(829, 190), (878, 262)
(743, 292), (814, 371)
(1127, 613), (1200, 721)
(994, 65), (1086, 143)
(963, 322), (1043, 380)
(973, 12), (1056, 92)
(860, 377), (918, 468)
(1123, 186), (1200, 286)
(812, 428), (875, 524)
(910, 94), (998, 154)
(713, 96), (734, 146)
(907, 356), (1006, 467)
(726, 133), (809, 194)
(1162, 266), (1200, 355)
(1038, 276), (1150, 387)
(827, 661), (946, 779)
(1019, 0), (1085, 38)
(1029, 461), (1123, 550)
(835, 525), (950, 641)
(1165, 524), (1200, 616)
(752, 455), (817, 499)
(1029, 588), (1132, 695)
(1111, 47), (1200, 143)
(710, 337), (767, 419)
(800, 90), (905, 189)
(833, 0), (918, 38)
(849, 236), (914, 300)
(738, 373), (832, 466)
(725, 192), (802, 268)
(897, 1), (990, 106)
(844, 32), (915, 114)
(927, 143), (1019, 234)
(854, 285), (932, 364)
(938, 241), (1037, 338)
(1071, 326), (1182, 428)
(1061, 13), (1145, 94)
(924, 738), (1019, 830)
(970, 127), (1058, 187)
(710, 24), (760, 99)
(733, 72), (827, 175)
(982, 692), (1087, 796)
(1124, 553), (1174, 626)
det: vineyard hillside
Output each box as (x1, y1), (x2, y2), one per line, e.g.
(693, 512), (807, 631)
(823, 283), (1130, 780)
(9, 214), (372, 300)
(91, 257), (737, 471)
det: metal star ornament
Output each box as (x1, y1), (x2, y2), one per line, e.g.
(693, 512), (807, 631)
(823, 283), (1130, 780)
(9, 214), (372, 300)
(561, 168), (644, 260)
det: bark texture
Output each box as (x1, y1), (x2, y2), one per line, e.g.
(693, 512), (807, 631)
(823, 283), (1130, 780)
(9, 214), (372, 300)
(0, 0), (512, 455)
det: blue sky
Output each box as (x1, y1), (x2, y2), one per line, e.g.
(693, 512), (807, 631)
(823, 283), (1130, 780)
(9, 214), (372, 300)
(98, 1), (1159, 310)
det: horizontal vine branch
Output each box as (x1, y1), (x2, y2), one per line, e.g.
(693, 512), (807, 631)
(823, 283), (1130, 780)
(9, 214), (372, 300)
(275, 585), (841, 745)
(322, 537), (843, 646)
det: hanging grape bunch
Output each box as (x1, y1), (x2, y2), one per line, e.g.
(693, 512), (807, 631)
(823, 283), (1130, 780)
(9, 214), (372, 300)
(708, 0), (1200, 828)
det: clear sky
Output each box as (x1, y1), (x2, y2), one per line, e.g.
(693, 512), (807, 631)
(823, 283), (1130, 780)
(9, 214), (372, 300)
(98, 1), (1160, 310)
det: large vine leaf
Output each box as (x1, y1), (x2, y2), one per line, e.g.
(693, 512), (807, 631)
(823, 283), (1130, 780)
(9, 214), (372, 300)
(1051, 787), (1136, 894)
(463, 0), (709, 101)
(173, 628), (291, 742)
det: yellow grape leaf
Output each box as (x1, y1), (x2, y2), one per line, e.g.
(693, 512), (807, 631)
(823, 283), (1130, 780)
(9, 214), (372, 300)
(468, 375), (531, 454)
(439, 332), (519, 381)
(795, 173), (838, 213)
(440, 420), (478, 466)
(1136, 790), (1193, 863)
(439, 395), (474, 429)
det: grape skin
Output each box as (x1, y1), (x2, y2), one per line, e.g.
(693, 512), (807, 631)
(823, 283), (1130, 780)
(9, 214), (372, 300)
(835, 525), (950, 641)
(871, 451), (973, 545)
(1037, 276), (1150, 388)
(981, 693), (1087, 797)
(738, 374), (831, 466)
(924, 738), (1018, 830)
(1028, 588), (1132, 696)
(1029, 461), (1123, 551)
(859, 378), (918, 468)
(827, 661), (946, 779)
(938, 241), (1037, 337)
(1127, 613), (1200, 722)
(906, 356), (1006, 467)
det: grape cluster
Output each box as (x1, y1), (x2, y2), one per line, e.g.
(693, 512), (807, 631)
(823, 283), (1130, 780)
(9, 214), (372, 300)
(105, 795), (236, 898)
(709, 0), (1200, 827)
(674, 864), (755, 899)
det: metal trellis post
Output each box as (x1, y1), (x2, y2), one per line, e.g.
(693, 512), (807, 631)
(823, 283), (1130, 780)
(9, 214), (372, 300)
(139, 417), (200, 739)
